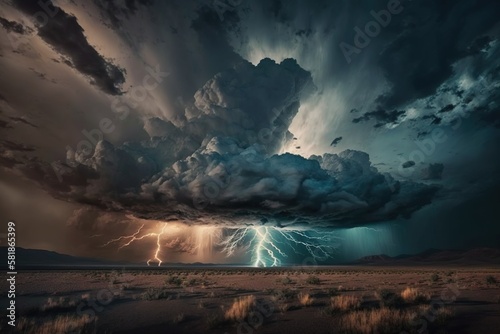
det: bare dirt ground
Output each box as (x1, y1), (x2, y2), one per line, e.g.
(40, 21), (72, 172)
(1, 266), (499, 333)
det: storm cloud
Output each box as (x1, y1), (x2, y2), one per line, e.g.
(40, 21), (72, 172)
(1, 0), (499, 263)
(0, 58), (438, 228)
(13, 0), (126, 95)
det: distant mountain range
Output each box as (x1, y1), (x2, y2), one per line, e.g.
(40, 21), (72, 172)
(0, 247), (116, 268)
(1, 247), (499, 268)
(0, 247), (221, 269)
(355, 248), (500, 266)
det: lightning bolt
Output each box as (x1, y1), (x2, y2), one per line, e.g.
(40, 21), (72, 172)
(253, 226), (286, 267)
(98, 222), (341, 267)
(100, 223), (169, 266)
(148, 224), (168, 266)
(220, 226), (341, 267)
(219, 227), (250, 256)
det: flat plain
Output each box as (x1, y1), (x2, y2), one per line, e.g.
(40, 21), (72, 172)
(1, 267), (499, 333)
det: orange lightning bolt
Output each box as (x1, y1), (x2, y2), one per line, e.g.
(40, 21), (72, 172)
(100, 223), (169, 266)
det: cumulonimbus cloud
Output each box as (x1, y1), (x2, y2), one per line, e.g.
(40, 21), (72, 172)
(0, 58), (439, 228)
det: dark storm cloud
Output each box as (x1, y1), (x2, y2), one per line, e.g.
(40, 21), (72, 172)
(0, 140), (35, 152)
(422, 114), (441, 125)
(438, 104), (455, 113)
(421, 163), (444, 180)
(330, 136), (342, 147)
(402, 160), (415, 169)
(298, 0), (499, 134)
(13, 0), (126, 95)
(92, 0), (153, 28)
(0, 17), (29, 34)
(8, 116), (38, 128)
(352, 109), (405, 128)
(0, 59), (438, 228)
(90, 0), (248, 123)
(189, 4), (245, 83)
(375, 0), (500, 111)
(0, 120), (11, 129)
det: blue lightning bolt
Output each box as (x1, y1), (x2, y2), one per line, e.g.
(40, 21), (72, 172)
(220, 226), (341, 267)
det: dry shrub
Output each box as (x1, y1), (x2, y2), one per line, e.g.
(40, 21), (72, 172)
(338, 308), (414, 334)
(401, 287), (430, 304)
(17, 314), (95, 334)
(330, 295), (362, 311)
(298, 292), (314, 306)
(224, 295), (256, 322)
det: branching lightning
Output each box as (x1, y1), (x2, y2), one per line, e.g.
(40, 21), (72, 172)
(99, 222), (341, 267)
(101, 223), (169, 266)
(220, 226), (341, 267)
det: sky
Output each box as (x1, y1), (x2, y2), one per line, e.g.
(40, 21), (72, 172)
(0, 0), (499, 266)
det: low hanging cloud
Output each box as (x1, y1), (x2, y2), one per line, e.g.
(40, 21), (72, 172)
(0, 58), (439, 228)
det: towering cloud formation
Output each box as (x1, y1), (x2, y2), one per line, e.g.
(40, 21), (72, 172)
(1, 58), (438, 227)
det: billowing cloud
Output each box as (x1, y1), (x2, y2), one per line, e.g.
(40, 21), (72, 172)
(0, 58), (438, 228)
(3, 0), (498, 264)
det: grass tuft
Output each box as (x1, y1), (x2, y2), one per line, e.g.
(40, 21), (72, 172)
(17, 314), (96, 334)
(330, 295), (362, 312)
(298, 292), (314, 307)
(337, 308), (415, 334)
(224, 295), (256, 322)
(400, 287), (430, 304)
